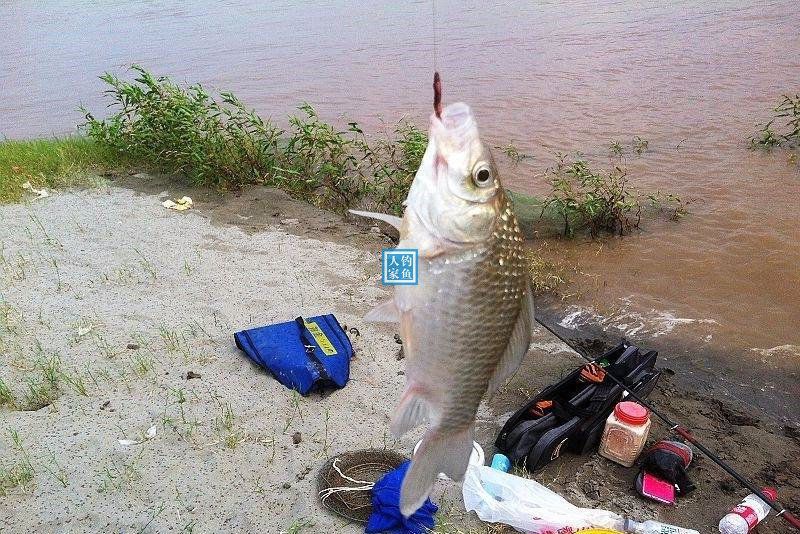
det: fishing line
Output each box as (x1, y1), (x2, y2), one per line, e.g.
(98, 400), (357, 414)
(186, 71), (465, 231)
(431, 0), (439, 72)
(533, 315), (800, 530)
(431, 0), (442, 118)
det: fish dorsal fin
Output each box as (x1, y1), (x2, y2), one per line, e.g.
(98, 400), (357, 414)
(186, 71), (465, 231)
(486, 283), (535, 397)
(364, 299), (400, 323)
(349, 210), (402, 231)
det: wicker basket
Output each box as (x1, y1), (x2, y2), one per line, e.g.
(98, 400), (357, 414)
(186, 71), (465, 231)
(316, 448), (408, 522)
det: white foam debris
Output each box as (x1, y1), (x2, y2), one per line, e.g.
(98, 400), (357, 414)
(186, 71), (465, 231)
(557, 298), (718, 338)
(750, 345), (800, 358)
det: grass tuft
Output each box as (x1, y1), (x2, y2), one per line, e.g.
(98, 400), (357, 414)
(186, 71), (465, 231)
(0, 137), (130, 203)
(0, 460), (34, 496)
(525, 248), (571, 295)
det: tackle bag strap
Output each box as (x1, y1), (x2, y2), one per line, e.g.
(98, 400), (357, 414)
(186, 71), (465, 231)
(294, 316), (332, 383)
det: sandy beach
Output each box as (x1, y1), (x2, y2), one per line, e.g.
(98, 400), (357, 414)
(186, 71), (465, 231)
(0, 178), (797, 533)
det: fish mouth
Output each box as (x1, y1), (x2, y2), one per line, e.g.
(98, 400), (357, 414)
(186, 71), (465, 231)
(432, 103), (475, 145)
(438, 103), (473, 131)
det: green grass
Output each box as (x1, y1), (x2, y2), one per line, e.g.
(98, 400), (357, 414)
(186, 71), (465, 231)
(0, 137), (131, 203)
(526, 247), (571, 295)
(0, 429), (35, 496)
(0, 460), (34, 496)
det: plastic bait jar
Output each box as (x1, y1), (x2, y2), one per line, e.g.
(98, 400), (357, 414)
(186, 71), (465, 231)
(598, 401), (651, 467)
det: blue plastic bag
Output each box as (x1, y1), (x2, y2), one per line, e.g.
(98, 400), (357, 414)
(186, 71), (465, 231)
(365, 461), (438, 534)
(234, 315), (352, 395)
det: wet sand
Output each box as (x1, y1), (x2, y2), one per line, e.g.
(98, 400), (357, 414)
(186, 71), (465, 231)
(0, 179), (796, 533)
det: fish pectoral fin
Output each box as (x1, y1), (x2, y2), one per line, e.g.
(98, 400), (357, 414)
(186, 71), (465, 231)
(364, 299), (400, 323)
(487, 284), (535, 397)
(400, 425), (474, 517)
(390, 385), (430, 436)
(348, 209), (403, 231)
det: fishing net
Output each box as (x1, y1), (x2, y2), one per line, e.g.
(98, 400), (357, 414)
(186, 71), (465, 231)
(316, 448), (408, 523)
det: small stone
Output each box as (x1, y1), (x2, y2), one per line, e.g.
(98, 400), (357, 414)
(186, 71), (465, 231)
(395, 348), (404, 360)
(280, 218), (300, 225)
(296, 466), (312, 481)
(582, 480), (601, 500)
(186, 370), (201, 380)
(100, 400), (111, 410)
(394, 333), (402, 345)
(397, 370), (405, 376)
(370, 226), (381, 233)
(126, 343), (140, 350)
(292, 431), (302, 445)
(282, 482), (291, 489)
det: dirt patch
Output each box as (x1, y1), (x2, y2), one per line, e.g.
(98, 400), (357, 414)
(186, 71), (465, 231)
(110, 172), (391, 249)
(492, 330), (800, 534)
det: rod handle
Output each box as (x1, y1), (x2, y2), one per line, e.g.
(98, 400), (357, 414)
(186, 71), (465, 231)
(781, 510), (800, 530)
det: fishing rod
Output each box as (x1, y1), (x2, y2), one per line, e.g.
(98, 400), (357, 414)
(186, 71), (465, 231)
(533, 316), (800, 531)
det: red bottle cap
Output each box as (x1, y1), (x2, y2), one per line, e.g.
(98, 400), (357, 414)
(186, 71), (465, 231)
(615, 401), (650, 425)
(761, 487), (777, 501)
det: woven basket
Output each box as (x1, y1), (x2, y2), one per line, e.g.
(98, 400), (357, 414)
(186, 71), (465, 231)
(317, 448), (408, 522)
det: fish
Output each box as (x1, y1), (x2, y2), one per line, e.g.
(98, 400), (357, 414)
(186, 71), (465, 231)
(351, 85), (533, 516)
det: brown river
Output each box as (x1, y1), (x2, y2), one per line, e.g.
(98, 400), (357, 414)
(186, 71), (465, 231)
(1, 1), (798, 421)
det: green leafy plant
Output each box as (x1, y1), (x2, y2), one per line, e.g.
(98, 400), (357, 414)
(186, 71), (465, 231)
(542, 156), (641, 237)
(541, 154), (685, 237)
(610, 136), (648, 158)
(81, 66), (427, 215)
(495, 142), (531, 164)
(750, 94), (800, 150)
(632, 135), (649, 155)
(648, 191), (692, 221)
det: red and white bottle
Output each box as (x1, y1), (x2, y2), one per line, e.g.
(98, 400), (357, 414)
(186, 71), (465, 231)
(718, 487), (777, 534)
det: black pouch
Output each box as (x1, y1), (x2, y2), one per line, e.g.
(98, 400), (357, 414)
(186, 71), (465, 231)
(636, 440), (695, 498)
(495, 341), (661, 472)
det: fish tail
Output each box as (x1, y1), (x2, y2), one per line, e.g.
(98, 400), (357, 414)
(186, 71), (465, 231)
(400, 425), (474, 517)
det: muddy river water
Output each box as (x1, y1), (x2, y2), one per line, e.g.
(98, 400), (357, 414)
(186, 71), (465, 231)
(2, 1), (798, 420)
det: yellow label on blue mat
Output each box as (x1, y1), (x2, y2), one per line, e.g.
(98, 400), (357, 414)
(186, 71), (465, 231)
(304, 321), (337, 356)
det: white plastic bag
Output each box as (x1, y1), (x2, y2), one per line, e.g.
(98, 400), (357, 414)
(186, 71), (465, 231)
(462, 464), (623, 533)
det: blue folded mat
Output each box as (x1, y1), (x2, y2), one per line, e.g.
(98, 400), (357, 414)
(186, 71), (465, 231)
(234, 315), (353, 395)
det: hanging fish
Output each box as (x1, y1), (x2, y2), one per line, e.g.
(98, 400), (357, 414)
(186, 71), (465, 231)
(351, 73), (534, 516)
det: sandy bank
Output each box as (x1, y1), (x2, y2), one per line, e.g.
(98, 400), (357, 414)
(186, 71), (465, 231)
(0, 180), (796, 533)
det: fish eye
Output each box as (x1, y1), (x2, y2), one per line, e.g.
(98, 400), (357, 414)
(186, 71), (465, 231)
(473, 164), (493, 188)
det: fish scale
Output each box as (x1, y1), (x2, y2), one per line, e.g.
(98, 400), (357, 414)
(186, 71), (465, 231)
(408, 193), (525, 429)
